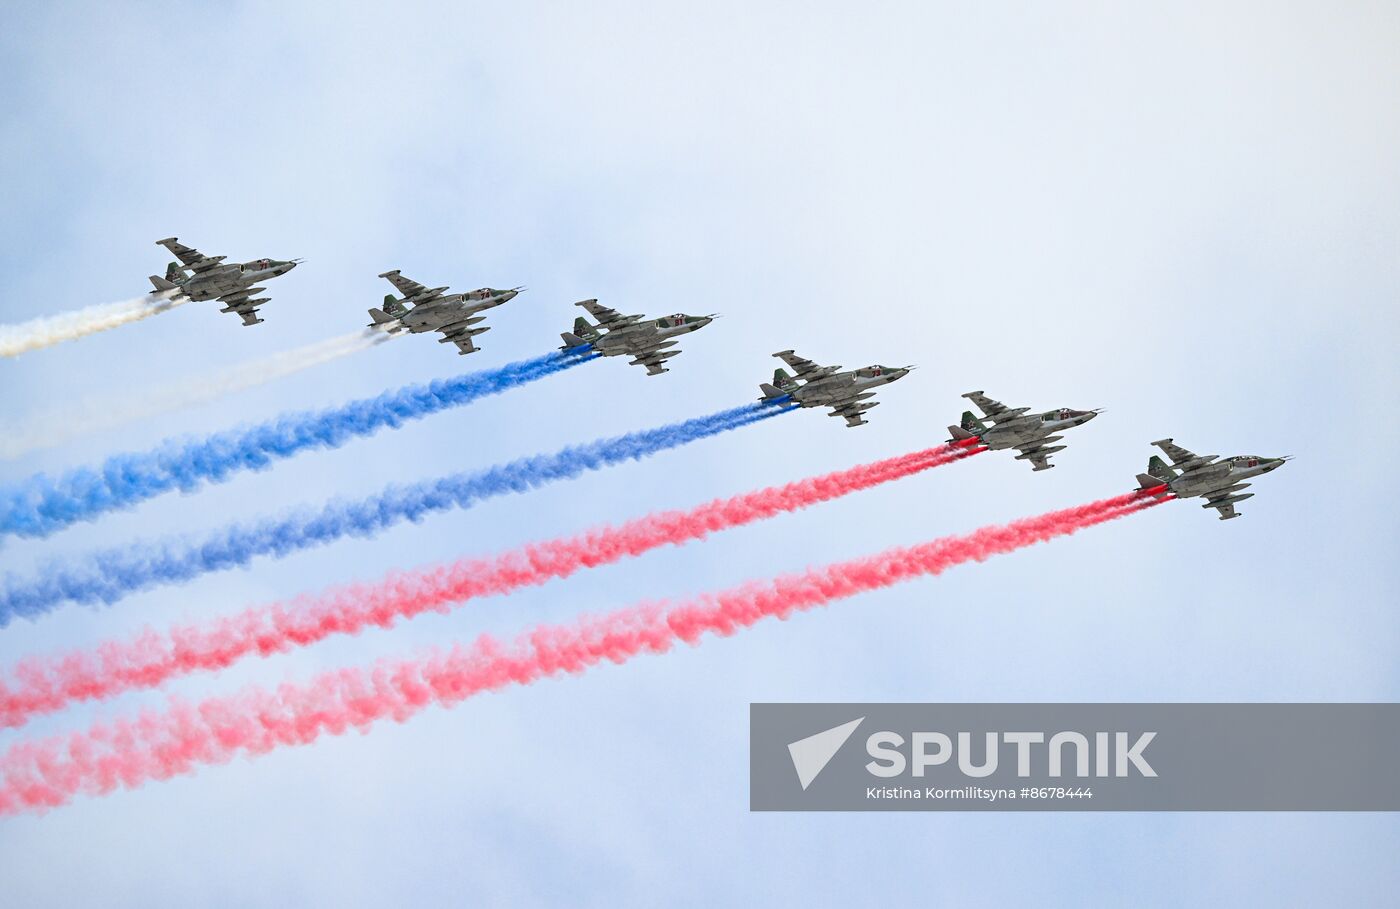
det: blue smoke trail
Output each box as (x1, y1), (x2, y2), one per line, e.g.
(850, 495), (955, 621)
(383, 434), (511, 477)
(0, 401), (792, 624)
(0, 349), (593, 540)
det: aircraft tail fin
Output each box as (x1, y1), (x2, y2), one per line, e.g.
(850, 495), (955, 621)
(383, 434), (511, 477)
(560, 317), (600, 350)
(772, 368), (798, 390)
(960, 410), (988, 434)
(1137, 455), (1177, 494)
(1146, 455), (1177, 482)
(380, 295), (408, 317)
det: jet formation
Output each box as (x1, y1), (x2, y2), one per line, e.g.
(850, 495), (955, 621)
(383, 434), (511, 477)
(368, 270), (521, 355)
(1136, 439), (1290, 520)
(559, 299), (715, 375)
(148, 238), (300, 326)
(946, 391), (1100, 471)
(758, 350), (912, 427)
(137, 237), (1290, 522)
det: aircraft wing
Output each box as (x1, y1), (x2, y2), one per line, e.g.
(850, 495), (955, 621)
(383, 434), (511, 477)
(1153, 438), (1214, 467)
(1205, 498), (1238, 521)
(579, 299), (641, 329)
(435, 321), (481, 355)
(156, 237), (221, 274)
(379, 270), (442, 304)
(216, 289), (267, 326)
(963, 390), (1014, 420)
(825, 395), (878, 427)
(830, 403), (873, 427)
(773, 350), (826, 379)
(1200, 483), (1252, 520)
(1012, 440), (1065, 472)
(628, 348), (681, 376)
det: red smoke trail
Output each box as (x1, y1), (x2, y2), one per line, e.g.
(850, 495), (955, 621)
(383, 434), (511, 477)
(0, 443), (984, 729)
(0, 488), (1160, 815)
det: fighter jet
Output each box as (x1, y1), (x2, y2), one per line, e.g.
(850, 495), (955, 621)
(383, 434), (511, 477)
(368, 270), (521, 356)
(1135, 438), (1290, 520)
(147, 237), (300, 326)
(757, 350), (912, 427)
(946, 391), (1101, 471)
(558, 299), (715, 375)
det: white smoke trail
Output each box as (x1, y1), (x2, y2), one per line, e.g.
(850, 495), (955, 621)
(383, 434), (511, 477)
(0, 293), (188, 358)
(0, 328), (398, 459)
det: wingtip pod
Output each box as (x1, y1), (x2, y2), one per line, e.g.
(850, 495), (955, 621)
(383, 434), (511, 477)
(377, 270), (401, 278)
(155, 237), (178, 245)
(772, 349), (795, 357)
(961, 390), (984, 399)
(1151, 438), (1174, 446)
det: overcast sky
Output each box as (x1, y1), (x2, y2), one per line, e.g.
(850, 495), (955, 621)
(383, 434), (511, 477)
(1, 2), (1397, 905)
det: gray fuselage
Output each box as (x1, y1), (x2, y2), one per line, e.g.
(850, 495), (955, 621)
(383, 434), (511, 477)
(1166, 457), (1286, 499)
(788, 367), (909, 406)
(979, 408), (1097, 450)
(593, 315), (712, 356)
(181, 259), (296, 301)
(398, 290), (516, 333)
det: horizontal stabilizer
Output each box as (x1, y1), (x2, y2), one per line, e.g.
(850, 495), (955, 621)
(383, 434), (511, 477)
(947, 425), (977, 441)
(148, 274), (178, 292)
(366, 308), (402, 331)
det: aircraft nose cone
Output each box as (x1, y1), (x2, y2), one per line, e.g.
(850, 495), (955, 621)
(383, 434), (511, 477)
(503, 290), (518, 302)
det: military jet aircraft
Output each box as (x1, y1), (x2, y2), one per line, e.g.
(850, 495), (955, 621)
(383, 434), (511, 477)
(1135, 438), (1290, 520)
(946, 391), (1100, 471)
(147, 237), (300, 326)
(758, 350), (912, 427)
(558, 299), (715, 375)
(367, 270), (521, 356)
